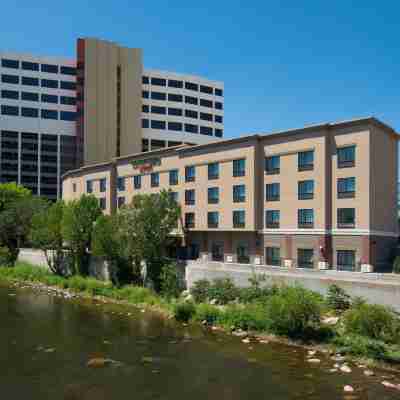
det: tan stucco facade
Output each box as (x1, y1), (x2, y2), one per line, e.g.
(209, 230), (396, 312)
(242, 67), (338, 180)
(78, 38), (142, 165)
(63, 117), (399, 272)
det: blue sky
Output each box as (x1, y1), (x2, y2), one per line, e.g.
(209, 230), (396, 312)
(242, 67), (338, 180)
(2, 1), (399, 138)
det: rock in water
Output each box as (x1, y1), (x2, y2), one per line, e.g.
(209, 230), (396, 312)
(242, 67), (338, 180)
(86, 358), (121, 368)
(381, 381), (399, 389)
(340, 365), (352, 373)
(344, 385), (354, 392)
(307, 358), (321, 363)
(364, 370), (374, 377)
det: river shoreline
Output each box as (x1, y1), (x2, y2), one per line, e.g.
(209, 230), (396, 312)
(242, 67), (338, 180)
(2, 270), (400, 384)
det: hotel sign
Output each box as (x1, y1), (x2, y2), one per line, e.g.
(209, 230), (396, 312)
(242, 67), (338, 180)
(131, 157), (161, 173)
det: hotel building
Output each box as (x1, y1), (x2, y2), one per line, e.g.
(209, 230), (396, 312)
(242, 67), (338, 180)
(0, 38), (224, 199)
(62, 117), (399, 272)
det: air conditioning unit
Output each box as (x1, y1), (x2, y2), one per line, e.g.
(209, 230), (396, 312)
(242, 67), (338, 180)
(361, 264), (373, 273)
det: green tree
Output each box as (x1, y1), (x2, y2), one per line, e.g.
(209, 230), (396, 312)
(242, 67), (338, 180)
(0, 195), (48, 266)
(30, 200), (70, 276)
(62, 195), (102, 275)
(92, 213), (135, 285)
(0, 182), (31, 212)
(119, 190), (181, 291)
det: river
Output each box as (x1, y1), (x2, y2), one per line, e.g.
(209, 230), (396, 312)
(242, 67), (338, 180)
(1, 284), (399, 399)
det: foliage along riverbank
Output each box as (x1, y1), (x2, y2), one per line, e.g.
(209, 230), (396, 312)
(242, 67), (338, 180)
(2, 262), (400, 382)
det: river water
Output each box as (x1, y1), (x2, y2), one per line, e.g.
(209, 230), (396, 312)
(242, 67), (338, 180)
(1, 285), (399, 399)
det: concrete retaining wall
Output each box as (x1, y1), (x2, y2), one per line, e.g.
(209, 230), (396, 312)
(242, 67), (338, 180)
(186, 261), (400, 312)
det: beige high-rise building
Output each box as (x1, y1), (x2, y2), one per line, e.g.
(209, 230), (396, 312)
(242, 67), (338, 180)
(63, 117), (399, 273)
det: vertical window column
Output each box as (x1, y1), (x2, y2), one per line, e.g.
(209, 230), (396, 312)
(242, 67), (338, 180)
(116, 65), (121, 157)
(57, 135), (61, 199)
(17, 132), (22, 185)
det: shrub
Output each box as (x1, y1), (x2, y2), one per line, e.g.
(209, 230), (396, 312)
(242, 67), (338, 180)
(193, 303), (221, 325)
(190, 279), (211, 303)
(220, 303), (269, 331)
(343, 303), (400, 343)
(0, 246), (13, 267)
(207, 278), (239, 305)
(393, 255), (400, 274)
(333, 334), (388, 360)
(160, 263), (183, 299)
(265, 285), (322, 338)
(173, 301), (196, 323)
(326, 284), (351, 313)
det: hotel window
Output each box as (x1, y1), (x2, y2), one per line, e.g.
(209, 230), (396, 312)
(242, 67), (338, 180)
(60, 111), (76, 121)
(41, 79), (58, 89)
(265, 247), (281, 267)
(233, 210), (245, 228)
(60, 96), (76, 105)
(168, 93), (183, 102)
(142, 76), (149, 84)
(99, 197), (106, 210)
(22, 76), (38, 86)
(337, 250), (356, 271)
(142, 119), (149, 128)
(185, 166), (195, 182)
(2, 59), (19, 69)
(100, 178), (106, 192)
(211, 242), (224, 262)
(233, 184), (246, 203)
(168, 107), (182, 116)
(298, 180), (314, 200)
(2, 74), (19, 84)
(151, 120), (166, 130)
(200, 112), (213, 121)
(208, 187), (219, 204)
(151, 77), (166, 86)
(151, 91), (166, 101)
(185, 82), (198, 91)
(21, 107), (38, 118)
(215, 101), (223, 110)
(298, 209), (314, 228)
(185, 189), (195, 205)
(265, 183), (280, 201)
(168, 122), (182, 131)
(142, 90), (149, 99)
(208, 211), (219, 228)
(1, 105), (19, 116)
(169, 191), (179, 203)
(200, 126), (213, 136)
(298, 150), (314, 171)
(117, 177), (125, 191)
(151, 105), (166, 114)
(185, 109), (198, 119)
(297, 249), (314, 269)
(168, 79), (183, 88)
(41, 64), (58, 73)
(117, 196), (125, 208)
(265, 155), (280, 174)
(151, 172), (159, 188)
(237, 242), (250, 264)
(142, 105), (149, 113)
(215, 129), (223, 137)
(86, 180), (93, 193)
(200, 99), (213, 108)
(169, 169), (179, 185)
(142, 139), (149, 152)
(1, 90), (19, 100)
(41, 94), (58, 103)
(21, 92), (39, 101)
(41, 109), (58, 120)
(337, 145), (355, 168)
(60, 66), (76, 76)
(265, 210), (280, 228)
(208, 162), (219, 180)
(151, 139), (165, 150)
(215, 88), (223, 96)
(134, 175), (141, 189)
(185, 96), (198, 105)
(215, 115), (223, 123)
(337, 208), (355, 228)
(185, 212), (195, 228)
(200, 85), (213, 94)
(185, 124), (198, 134)
(60, 81), (76, 90)
(233, 159), (246, 177)
(72, 183), (76, 193)
(338, 177), (355, 198)
(22, 61), (39, 71)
